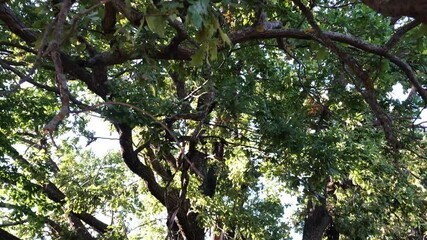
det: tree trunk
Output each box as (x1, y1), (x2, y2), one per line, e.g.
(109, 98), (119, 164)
(302, 201), (331, 240)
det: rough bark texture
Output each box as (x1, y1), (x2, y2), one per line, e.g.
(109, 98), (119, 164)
(302, 202), (331, 240)
(362, 0), (427, 23)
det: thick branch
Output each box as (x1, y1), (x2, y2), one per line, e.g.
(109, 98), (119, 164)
(60, 53), (107, 98)
(145, 146), (173, 182)
(166, 19), (194, 53)
(68, 213), (96, 240)
(361, 0), (427, 23)
(109, 0), (143, 25)
(102, 1), (116, 34)
(86, 27), (427, 106)
(0, 228), (21, 240)
(169, 71), (187, 100)
(302, 201), (331, 240)
(117, 123), (169, 206)
(116, 123), (205, 238)
(73, 213), (109, 233)
(0, 2), (37, 44)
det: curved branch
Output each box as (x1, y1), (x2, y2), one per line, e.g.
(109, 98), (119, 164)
(0, 2), (37, 44)
(117, 123), (171, 206)
(384, 20), (420, 51)
(87, 27), (424, 104)
(361, 0), (427, 23)
(385, 54), (427, 104)
(230, 27), (427, 104)
(43, 0), (73, 134)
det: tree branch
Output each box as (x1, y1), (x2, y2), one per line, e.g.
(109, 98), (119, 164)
(0, 220), (27, 227)
(291, 0), (400, 151)
(361, 0), (427, 23)
(0, 41), (36, 54)
(63, 0), (110, 44)
(43, 0), (72, 134)
(68, 213), (96, 240)
(145, 145), (173, 182)
(0, 2), (37, 44)
(102, 1), (116, 34)
(73, 213), (109, 234)
(117, 123), (170, 206)
(0, 228), (21, 240)
(384, 20), (420, 51)
(84, 26), (426, 107)
(108, 0), (143, 26)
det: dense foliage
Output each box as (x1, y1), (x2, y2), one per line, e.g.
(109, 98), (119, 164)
(0, 0), (426, 239)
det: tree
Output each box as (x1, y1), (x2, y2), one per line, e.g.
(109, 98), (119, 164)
(0, 0), (426, 239)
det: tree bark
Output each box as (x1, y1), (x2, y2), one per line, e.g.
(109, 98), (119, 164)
(118, 123), (205, 239)
(362, 0), (427, 23)
(0, 229), (21, 240)
(68, 213), (96, 240)
(302, 201), (331, 240)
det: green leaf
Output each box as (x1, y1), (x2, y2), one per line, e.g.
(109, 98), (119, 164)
(145, 16), (167, 36)
(209, 39), (218, 61)
(145, 8), (167, 36)
(219, 29), (231, 47)
(190, 46), (206, 66)
(195, 26), (212, 42)
(316, 47), (327, 60)
(186, 0), (209, 29)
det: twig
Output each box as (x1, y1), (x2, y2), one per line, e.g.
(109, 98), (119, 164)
(20, 20), (56, 84)
(62, 0), (111, 45)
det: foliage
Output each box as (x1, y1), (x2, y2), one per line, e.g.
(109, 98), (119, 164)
(0, 0), (426, 239)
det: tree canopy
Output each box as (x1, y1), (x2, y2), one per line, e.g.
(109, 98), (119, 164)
(0, 0), (426, 239)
